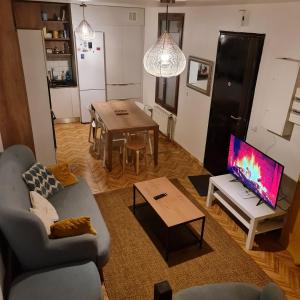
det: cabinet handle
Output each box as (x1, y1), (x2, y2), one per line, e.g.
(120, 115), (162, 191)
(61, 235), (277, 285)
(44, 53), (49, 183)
(230, 115), (242, 121)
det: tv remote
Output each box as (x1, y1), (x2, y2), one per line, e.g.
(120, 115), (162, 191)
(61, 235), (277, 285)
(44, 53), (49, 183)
(153, 193), (167, 200)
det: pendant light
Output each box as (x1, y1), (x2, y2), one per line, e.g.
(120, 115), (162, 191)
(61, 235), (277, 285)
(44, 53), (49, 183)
(143, 1), (186, 78)
(75, 2), (95, 41)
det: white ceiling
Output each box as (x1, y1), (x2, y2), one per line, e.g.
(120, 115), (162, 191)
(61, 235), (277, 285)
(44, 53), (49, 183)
(35, 0), (300, 6)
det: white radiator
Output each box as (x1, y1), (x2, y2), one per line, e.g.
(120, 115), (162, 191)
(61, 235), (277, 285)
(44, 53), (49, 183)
(153, 105), (176, 140)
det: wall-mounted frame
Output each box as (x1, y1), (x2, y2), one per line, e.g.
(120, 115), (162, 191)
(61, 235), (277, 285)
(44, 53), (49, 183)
(186, 56), (214, 96)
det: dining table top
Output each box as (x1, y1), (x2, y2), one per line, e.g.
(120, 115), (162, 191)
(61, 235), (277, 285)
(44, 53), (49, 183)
(92, 100), (158, 132)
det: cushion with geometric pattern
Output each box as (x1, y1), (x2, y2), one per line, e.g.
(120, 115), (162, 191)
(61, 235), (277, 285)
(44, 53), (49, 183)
(22, 163), (63, 198)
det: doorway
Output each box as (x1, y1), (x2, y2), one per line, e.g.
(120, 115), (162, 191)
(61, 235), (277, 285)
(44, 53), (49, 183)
(155, 13), (185, 114)
(204, 31), (265, 175)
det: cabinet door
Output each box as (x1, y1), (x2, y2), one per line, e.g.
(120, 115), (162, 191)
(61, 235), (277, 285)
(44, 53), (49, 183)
(122, 26), (144, 84)
(104, 26), (123, 84)
(71, 87), (80, 117)
(14, 2), (42, 29)
(51, 88), (73, 119)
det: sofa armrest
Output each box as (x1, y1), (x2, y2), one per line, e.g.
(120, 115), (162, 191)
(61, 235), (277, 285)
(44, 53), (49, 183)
(0, 209), (99, 271)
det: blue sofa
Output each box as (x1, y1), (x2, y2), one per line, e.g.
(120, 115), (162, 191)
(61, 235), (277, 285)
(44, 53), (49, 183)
(154, 281), (287, 300)
(0, 239), (103, 300)
(0, 145), (110, 273)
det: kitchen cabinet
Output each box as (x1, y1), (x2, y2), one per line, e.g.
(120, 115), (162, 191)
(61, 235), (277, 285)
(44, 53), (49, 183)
(104, 25), (144, 100)
(51, 87), (80, 121)
(14, 2), (42, 29)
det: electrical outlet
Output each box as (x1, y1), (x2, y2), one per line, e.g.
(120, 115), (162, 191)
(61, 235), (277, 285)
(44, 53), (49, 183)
(129, 12), (137, 21)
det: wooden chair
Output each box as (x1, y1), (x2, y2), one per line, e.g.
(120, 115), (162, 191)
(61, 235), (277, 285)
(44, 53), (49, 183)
(125, 135), (147, 175)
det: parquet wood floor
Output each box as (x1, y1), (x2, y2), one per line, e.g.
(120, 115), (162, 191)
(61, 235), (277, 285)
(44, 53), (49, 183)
(55, 122), (300, 300)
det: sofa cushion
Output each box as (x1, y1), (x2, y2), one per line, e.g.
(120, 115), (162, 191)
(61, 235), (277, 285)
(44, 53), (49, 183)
(48, 178), (110, 267)
(22, 163), (63, 198)
(30, 191), (59, 222)
(0, 245), (4, 300)
(8, 262), (103, 300)
(30, 208), (54, 235)
(47, 163), (78, 187)
(260, 283), (286, 300)
(173, 283), (261, 300)
(49, 216), (97, 239)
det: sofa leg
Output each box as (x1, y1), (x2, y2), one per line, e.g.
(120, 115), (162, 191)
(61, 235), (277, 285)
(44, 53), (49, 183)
(99, 268), (104, 282)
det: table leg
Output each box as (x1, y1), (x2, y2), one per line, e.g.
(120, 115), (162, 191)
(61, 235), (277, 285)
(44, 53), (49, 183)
(206, 180), (214, 207)
(106, 131), (113, 172)
(165, 227), (169, 262)
(199, 217), (205, 247)
(153, 126), (159, 166)
(246, 218), (258, 250)
(133, 185), (136, 215)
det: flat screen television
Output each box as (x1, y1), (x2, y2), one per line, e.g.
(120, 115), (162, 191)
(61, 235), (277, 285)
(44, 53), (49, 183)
(227, 134), (284, 209)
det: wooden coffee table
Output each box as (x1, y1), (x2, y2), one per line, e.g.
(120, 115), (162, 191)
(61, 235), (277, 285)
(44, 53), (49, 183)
(133, 177), (205, 261)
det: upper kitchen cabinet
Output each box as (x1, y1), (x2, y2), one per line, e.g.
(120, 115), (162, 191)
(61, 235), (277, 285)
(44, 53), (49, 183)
(14, 1), (42, 29)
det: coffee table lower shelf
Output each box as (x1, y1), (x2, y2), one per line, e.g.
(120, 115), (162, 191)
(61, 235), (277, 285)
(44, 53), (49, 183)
(133, 185), (206, 261)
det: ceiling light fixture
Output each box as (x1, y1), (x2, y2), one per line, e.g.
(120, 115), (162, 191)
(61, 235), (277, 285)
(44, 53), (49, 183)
(143, 0), (186, 78)
(75, 2), (95, 41)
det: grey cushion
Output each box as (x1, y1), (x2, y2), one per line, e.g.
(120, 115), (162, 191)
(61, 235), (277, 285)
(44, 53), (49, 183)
(49, 178), (110, 268)
(22, 163), (63, 198)
(260, 283), (286, 300)
(174, 283), (262, 300)
(8, 262), (103, 300)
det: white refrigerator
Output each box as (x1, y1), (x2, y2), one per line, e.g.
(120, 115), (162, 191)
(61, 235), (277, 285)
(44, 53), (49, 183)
(75, 31), (106, 123)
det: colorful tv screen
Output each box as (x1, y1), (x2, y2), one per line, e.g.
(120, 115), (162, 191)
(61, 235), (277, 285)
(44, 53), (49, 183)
(227, 135), (284, 209)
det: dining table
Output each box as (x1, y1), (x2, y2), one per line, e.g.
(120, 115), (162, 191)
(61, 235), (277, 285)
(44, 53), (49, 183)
(92, 100), (159, 172)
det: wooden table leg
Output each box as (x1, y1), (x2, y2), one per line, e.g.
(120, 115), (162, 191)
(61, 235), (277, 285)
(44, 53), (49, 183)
(153, 126), (159, 166)
(106, 131), (113, 172)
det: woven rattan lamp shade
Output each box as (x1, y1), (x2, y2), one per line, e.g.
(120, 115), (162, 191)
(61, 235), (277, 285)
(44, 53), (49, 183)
(143, 32), (186, 78)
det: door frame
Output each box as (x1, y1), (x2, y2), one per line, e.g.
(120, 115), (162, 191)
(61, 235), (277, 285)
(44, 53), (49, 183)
(155, 13), (185, 115)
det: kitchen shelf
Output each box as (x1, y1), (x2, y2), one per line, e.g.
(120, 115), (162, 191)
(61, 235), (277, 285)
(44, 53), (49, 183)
(43, 20), (69, 24)
(46, 53), (72, 59)
(44, 38), (70, 41)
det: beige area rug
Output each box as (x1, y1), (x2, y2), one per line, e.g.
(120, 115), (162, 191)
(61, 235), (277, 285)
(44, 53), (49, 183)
(95, 179), (271, 300)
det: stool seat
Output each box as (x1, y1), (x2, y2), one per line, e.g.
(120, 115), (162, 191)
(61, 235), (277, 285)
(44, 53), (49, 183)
(125, 136), (147, 175)
(126, 138), (147, 151)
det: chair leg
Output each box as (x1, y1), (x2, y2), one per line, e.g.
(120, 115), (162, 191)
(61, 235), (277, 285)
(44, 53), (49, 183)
(88, 122), (93, 143)
(148, 133), (153, 156)
(144, 148), (147, 168)
(122, 145), (126, 174)
(136, 150), (140, 175)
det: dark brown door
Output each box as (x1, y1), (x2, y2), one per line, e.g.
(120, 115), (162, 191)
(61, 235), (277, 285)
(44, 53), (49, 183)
(204, 31), (265, 175)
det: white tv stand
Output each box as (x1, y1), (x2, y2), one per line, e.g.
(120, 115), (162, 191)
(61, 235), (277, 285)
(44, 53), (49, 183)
(207, 174), (288, 250)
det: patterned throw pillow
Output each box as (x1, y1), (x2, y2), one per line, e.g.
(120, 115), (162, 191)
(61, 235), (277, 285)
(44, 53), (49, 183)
(22, 163), (63, 198)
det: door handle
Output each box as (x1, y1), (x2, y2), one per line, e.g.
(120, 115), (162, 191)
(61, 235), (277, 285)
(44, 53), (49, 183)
(230, 115), (242, 121)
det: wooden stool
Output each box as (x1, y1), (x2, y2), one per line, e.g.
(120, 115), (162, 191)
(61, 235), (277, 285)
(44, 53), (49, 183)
(125, 136), (147, 175)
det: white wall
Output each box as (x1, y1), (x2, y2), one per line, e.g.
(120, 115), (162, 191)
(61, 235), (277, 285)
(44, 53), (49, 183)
(143, 2), (300, 181)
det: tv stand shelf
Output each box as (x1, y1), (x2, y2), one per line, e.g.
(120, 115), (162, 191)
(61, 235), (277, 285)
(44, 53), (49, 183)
(207, 174), (288, 250)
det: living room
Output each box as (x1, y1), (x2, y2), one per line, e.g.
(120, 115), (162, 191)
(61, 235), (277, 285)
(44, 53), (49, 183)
(0, 0), (300, 299)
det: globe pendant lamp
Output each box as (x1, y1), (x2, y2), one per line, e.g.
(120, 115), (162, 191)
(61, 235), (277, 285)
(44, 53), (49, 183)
(143, 2), (186, 78)
(75, 2), (95, 41)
